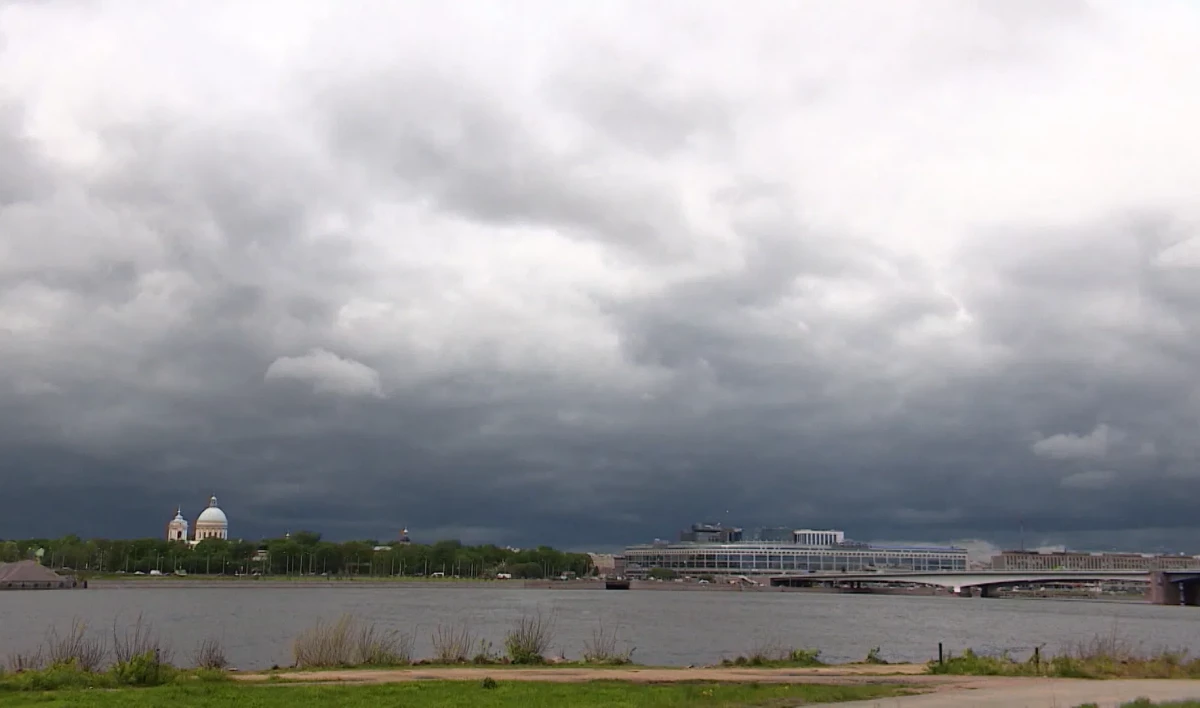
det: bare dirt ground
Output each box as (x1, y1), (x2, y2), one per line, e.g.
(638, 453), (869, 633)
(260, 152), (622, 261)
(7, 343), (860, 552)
(234, 665), (1200, 706)
(234, 663), (958, 687)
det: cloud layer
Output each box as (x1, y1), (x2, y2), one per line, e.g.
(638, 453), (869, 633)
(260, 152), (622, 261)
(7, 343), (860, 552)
(2, 0), (1199, 551)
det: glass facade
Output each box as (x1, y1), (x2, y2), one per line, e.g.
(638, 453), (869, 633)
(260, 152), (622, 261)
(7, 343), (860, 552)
(623, 542), (968, 577)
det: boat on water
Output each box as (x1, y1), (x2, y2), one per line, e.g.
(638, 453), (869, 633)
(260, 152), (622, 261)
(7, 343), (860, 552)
(605, 578), (631, 590)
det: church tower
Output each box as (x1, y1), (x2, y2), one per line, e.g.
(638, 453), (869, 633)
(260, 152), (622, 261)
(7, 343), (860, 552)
(167, 507), (189, 542)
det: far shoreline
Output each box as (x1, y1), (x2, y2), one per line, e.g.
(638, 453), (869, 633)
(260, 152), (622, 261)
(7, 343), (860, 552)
(80, 576), (1150, 602)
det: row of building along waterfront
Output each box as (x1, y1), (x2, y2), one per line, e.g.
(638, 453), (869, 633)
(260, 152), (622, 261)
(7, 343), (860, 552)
(623, 524), (968, 578)
(618, 523), (1200, 579)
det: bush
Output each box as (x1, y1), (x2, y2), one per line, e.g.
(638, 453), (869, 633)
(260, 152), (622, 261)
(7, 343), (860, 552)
(293, 615), (412, 668)
(112, 615), (173, 667)
(193, 637), (229, 671)
(110, 650), (176, 686)
(721, 642), (823, 667)
(294, 615), (355, 668)
(481, 676), (498, 689)
(4, 648), (45, 673)
(864, 646), (889, 665)
(472, 639), (501, 665)
(354, 621), (413, 666)
(193, 668), (231, 683)
(46, 619), (107, 673)
(1, 662), (116, 691)
(582, 623), (635, 665)
(431, 623), (475, 664)
(504, 612), (554, 665)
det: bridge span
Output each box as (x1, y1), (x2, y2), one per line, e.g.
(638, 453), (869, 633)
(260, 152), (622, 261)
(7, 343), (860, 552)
(768, 570), (1200, 605)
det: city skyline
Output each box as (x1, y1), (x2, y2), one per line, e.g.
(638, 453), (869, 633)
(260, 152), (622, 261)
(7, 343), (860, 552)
(3, 2), (1200, 551)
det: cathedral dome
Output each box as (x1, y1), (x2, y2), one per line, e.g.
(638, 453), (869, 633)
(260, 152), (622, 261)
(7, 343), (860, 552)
(196, 496), (228, 526)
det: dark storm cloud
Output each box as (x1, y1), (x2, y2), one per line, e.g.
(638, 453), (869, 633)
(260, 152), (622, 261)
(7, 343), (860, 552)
(2, 0), (1200, 552)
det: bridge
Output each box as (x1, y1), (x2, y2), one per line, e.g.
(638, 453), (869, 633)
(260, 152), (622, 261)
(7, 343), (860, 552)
(768, 570), (1200, 605)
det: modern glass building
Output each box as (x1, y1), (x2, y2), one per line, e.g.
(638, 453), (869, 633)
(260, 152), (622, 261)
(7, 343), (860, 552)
(623, 528), (967, 578)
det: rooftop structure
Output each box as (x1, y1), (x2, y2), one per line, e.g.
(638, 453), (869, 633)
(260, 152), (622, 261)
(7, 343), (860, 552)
(793, 529), (845, 546)
(0, 560), (74, 589)
(680, 523), (743, 544)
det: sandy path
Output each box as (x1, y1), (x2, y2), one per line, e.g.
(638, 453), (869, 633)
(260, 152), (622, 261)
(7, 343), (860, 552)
(234, 663), (953, 687)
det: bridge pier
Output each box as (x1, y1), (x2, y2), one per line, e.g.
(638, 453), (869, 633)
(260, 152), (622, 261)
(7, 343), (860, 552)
(978, 585), (992, 599)
(1150, 572), (1182, 605)
(1148, 572), (1200, 606)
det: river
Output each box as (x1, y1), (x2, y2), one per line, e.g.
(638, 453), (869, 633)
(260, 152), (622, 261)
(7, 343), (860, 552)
(1, 587), (1195, 669)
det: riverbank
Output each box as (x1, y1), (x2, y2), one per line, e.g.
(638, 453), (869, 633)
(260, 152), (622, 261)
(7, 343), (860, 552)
(80, 576), (967, 597)
(216, 668), (1200, 707)
(82, 576), (1150, 602)
(88, 577), (527, 590)
(4, 668), (1200, 708)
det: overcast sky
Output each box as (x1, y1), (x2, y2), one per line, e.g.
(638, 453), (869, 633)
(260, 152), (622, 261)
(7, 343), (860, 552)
(2, 1), (1199, 553)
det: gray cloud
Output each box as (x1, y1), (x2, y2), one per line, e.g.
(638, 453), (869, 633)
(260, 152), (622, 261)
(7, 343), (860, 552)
(1060, 470), (1117, 490)
(265, 349), (383, 398)
(2, 1), (1200, 552)
(1032, 424), (1113, 461)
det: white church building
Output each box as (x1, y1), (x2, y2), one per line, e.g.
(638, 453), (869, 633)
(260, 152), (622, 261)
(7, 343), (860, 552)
(167, 496), (229, 544)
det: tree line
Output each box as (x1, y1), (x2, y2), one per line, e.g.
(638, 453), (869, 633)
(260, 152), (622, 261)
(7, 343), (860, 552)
(0, 533), (594, 579)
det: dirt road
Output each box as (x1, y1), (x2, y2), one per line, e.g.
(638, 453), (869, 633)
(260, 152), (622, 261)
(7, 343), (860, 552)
(234, 663), (939, 686)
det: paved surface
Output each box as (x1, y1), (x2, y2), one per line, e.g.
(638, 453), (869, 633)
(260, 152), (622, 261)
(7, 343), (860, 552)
(821, 678), (1200, 707)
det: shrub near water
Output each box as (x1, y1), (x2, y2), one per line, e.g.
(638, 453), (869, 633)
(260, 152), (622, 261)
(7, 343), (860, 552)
(292, 615), (413, 668)
(581, 623), (635, 665)
(193, 637), (229, 671)
(504, 612), (554, 664)
(430, 623), (475, 664)
(722, 641), (824, 668)
(930, 634), (1200, 679)
(46, 619), (107, 673)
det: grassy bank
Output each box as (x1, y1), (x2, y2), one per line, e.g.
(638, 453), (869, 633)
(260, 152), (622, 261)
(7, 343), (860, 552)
(88, 573), (508, 584)
(8, 611), (1200, 686)
(932, 634), (1200, 679)
(0, 679), (913, 707)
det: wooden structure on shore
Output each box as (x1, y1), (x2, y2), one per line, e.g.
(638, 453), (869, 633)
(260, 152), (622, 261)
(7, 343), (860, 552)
(0, 561), (80, 590)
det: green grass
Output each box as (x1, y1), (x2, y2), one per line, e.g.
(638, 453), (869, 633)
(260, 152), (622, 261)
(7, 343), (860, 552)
(929, 634), (1200, 679)
(0, 679), (913, 707)
(720, 647), (825, 668)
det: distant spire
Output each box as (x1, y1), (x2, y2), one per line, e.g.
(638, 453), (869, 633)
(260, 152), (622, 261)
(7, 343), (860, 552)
(209, 495), (218, 507)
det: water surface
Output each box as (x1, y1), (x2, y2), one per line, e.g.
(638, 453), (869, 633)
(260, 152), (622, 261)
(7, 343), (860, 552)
(1, 587), (1194, 669)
